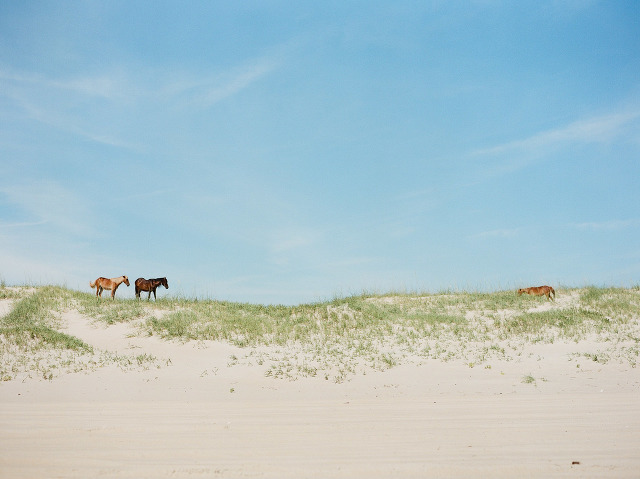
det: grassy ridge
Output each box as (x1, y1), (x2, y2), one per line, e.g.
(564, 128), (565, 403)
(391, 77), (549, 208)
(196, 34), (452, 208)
(1, 286), (91, 352)
(130, 288), (635, 343)
(1, 285), (639, 381)
(0, 287), (160, 381)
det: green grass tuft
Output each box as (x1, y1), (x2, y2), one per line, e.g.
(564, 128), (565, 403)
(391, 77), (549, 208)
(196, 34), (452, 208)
(2, 284), (639, 382)
(1, 287), (91, 352)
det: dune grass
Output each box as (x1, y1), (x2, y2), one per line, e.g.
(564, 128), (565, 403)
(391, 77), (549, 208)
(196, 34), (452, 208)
(0, 286), (91, 352)
(1, 284), (639, 381)
(0, 286), (163, 381)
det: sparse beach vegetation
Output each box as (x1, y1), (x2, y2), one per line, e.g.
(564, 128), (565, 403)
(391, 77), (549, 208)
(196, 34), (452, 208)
(1, 284), (639, 382)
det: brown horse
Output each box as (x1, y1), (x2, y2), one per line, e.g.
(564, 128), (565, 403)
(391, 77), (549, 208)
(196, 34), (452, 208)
(518, 285), (556, 301)
(90, 275), (130, 299)
(135, 277), (169, 300)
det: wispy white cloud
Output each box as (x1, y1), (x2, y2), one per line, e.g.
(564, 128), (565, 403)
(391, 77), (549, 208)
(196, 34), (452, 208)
(162, 56), (279, 110)
(0, 67), (126, 99)
(0, 182), (96, 238)
(473, 108), (640, 158)
(468, 227), (522, 240)
(59, 74), (126, 99)
(203, 60), (277, 106)
(22, 101), (142, 146)
(572, 219), (639, 231)
(0, 220), (48, 228)
(121, 188), (174, 202)
(463, 107), (640, 183)
(0, 68), (139, 149)
(270, 232), (316, 254)
(267, 228), (320, 267)
(18, 100), (140, 149)
(471, 218), (638, 241)
(1, 53), (280, 149)
(322, 256), (377, 270)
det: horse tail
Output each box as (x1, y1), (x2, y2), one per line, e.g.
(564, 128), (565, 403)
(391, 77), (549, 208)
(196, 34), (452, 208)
(90, 280), (96, 289)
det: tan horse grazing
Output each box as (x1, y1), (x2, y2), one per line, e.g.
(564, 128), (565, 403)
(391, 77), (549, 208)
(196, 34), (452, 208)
(518, 285), (556, 301)
(135, 277), (168, 300)
(90, 275), (130, 299)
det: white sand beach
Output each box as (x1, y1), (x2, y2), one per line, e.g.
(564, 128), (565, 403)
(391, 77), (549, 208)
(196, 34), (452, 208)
(1, 292), (639, 478)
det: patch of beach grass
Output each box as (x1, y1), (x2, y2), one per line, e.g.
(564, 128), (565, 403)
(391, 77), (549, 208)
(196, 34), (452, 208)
(0, 288), (19, 300)
(2, 285), (639, 382)
(0, 286), (91, 351)
(0, 286), (163, 381)
(1, 286), (93, 381)
(123, 287), (640, 380)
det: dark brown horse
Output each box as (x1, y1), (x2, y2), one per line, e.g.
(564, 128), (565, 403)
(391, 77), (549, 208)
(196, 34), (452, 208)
(135, 277), (169, 300)
(90, 275), (130, 299)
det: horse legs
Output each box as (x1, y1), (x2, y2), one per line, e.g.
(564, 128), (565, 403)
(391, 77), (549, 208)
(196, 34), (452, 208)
(152, 287), (157, 300)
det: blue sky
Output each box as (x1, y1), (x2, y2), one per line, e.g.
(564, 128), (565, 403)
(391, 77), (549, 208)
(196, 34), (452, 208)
(1, 1), (639, 304)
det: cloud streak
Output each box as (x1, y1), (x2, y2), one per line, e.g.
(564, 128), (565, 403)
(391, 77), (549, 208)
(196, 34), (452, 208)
(158, 56), (280, 110)
(0, 67), (126, 99)
(0, 182), (96, 238)
(1, 53), (280, 148)
(461, 106), (640, 184)
(572, 219), (639, 231)
(473, 108), (640, 158)
(469, 228), (522, 240)
(0, 220), (48, 229)
(199, 58), (278, 108)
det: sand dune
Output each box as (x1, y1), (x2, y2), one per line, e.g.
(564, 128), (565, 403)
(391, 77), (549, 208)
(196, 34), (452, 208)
(1, 293), (639, 478)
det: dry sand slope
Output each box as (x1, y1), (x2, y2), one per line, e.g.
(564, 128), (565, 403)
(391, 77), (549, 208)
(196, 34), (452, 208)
(1, 293), (639, 478)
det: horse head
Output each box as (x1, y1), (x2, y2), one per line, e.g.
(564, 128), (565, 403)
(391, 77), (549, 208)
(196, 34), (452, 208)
(123, 276), (130, 286)
(161, 277), (169, 289)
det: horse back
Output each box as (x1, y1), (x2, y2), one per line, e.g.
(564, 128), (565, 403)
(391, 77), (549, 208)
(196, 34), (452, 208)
(135, 277), (160, 290)
(152, 277), (169, 289)
(95, 277), (116, 289)
(519, 286), (553, 296)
